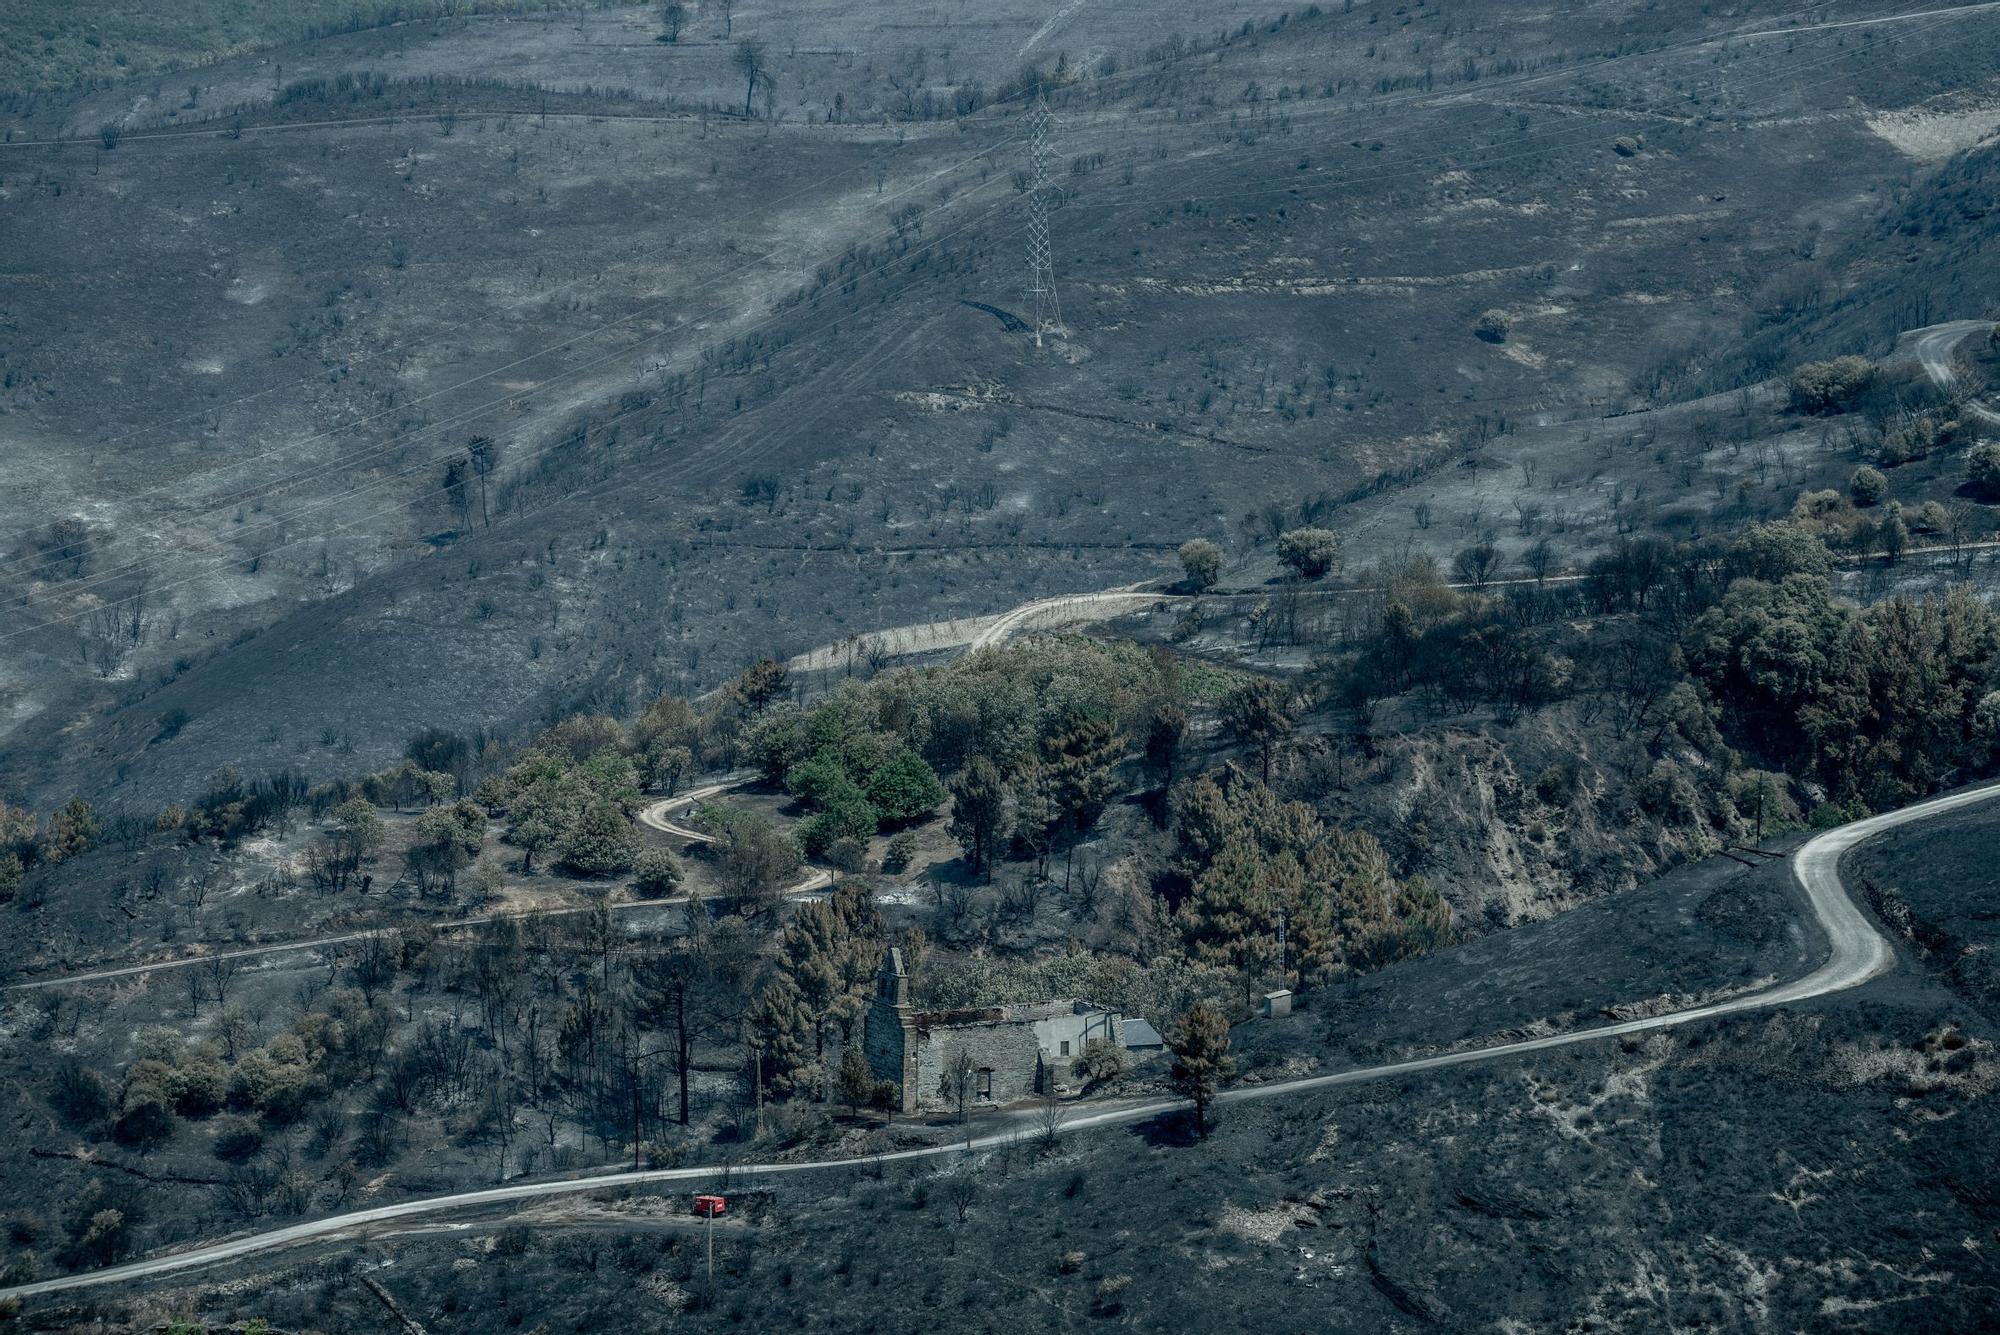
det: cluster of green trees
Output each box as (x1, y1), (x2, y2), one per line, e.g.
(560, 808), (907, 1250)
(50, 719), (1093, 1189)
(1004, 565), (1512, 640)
(747, 883), (890, 1102)
(57, 990), (394, 1163)
(744, 694), (947, 860)
(730, 638), (1222, 883)
(1318, 515), (2000, 830)
(1685, 578), (2000, 809)
(1173, 772), (1451, 1002)
(486, 738), (643, 877)
(948, 710), (1122, 882)
(1789, 356), (1876, 414)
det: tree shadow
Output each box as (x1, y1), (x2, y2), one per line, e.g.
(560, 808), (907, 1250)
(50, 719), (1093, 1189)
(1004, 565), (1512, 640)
(1129, 1109), (1200, 1148)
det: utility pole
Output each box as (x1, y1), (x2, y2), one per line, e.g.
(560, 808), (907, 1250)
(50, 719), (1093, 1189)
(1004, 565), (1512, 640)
(1025, 93), (1062, 348)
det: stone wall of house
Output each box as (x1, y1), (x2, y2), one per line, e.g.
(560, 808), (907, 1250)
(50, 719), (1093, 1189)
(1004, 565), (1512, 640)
(863, 994), (917, 1112)
(912, 1020), (1043, 1111)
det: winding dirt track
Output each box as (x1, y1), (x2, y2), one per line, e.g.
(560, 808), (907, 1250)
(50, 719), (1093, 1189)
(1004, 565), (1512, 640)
(4, 781), (812, 994)
(5, 779), (1992, 1304)
(1911, 319), (2000, 427)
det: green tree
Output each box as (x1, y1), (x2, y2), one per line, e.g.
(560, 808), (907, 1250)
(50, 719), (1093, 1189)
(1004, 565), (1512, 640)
(882, 830), (918, 874)
(406, 804), (476, 896)
(1178, 538), (1223, 591)
(643, 742), (696, 794)
(1276, 527), (1340, 580)
(631, 848), (684, 898)
(1877, 502), (1908, 563)
(1728, 521), (1834, 581)
(864, 748), (947, 825)
(501, 753), (579, 874)
(1967, 442), (2000, 501)
(748, 977), (815, 1101)
(330, 796), (385, 866)
(1177, 843), (1285, 1003)
(557, 798), (640, 876)
(1848, 465), (1888, 507)
(800, 797), (878, 858)
(1167, 1002), (1234, 1138)
(1043, 714), (1121, 837)
(113, 1085), (174, 1150)
(1221, 678), (1293, 783)
(706, 807), (803, 904)
(836, 1044), (874, 1116)
(948, 757), (1010, 879)
(731, 657), (788, 714)
(1144, 701), (1188, 789)
(576, 748), (643, 816)
(1071, 1037), (1127, 1091)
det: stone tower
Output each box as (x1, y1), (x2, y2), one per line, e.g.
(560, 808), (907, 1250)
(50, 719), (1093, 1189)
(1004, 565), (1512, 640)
(864, 947), (919, 1113)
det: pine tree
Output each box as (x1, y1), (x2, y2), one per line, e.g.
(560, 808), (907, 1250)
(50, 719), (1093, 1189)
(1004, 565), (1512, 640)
(1221, 678), (1293, 783)
(1178, 843), (1283, 1003)
(1167, 1002), (1234, 1138)
(948, 757), (1010, 879)
(865, 748), (947, 825)
(836, 1044), (873, 1116)
(749, 977), (815, 1100)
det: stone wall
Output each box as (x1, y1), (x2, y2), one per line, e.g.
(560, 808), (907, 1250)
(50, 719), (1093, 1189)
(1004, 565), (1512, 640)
(913, 1019), (1043, 1111)
(863, 994), (917, 1113)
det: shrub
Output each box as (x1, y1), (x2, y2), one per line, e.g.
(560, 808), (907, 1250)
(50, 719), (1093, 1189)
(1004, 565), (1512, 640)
(630, 848), (684, 898)
(556, 798), (639, 876)
(1474, 310), (1510, 343)
(801, 799), (877, 858)
(50, 1060), (114, 1126)
(1071, 1037), (1128, 1090)
(212, 1114), (265, 1161)
(1275, 527), (1340, 579)
(167, 1060), (228, 1117)
(824, 837), (870, 872)
(1788, 356), (1874, 414)
(1727, 771), (1800, 835)
(112, 1089), (175, 1149)
(1848, 466), (1888, 508)
(1914, 500), (1952, 534)
(1634, 760), (1703, 826)
(229, 1050), (315, 1122)
(1532, 761), (1582, 805)
(882, 830), (919, 875)
(1968, 442), (2000, 500)
(1879, 414), (1946, 465)
(1177, 538), (1223, 591)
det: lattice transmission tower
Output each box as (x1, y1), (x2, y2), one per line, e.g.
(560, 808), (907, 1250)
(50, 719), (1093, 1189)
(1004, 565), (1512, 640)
(1024, 94), (1062, 347)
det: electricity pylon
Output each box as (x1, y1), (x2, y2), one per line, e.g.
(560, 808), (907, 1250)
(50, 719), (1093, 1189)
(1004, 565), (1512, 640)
(1025, 94), (1062, 347)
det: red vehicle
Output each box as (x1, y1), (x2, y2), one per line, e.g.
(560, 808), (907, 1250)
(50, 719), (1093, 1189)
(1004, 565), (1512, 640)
(693, 1194), (726, 1218)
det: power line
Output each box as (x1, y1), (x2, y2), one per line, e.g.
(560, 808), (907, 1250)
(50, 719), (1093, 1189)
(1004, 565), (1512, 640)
(1, 1), (1972, 623)
(1024, 94), (1062, 348)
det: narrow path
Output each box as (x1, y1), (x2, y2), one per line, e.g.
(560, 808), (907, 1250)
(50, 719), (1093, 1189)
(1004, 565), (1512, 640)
(6, 779), (1991, 1304)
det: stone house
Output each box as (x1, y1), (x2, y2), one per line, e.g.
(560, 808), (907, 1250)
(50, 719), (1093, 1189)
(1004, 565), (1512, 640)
(863, 947), (1132, 1114)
